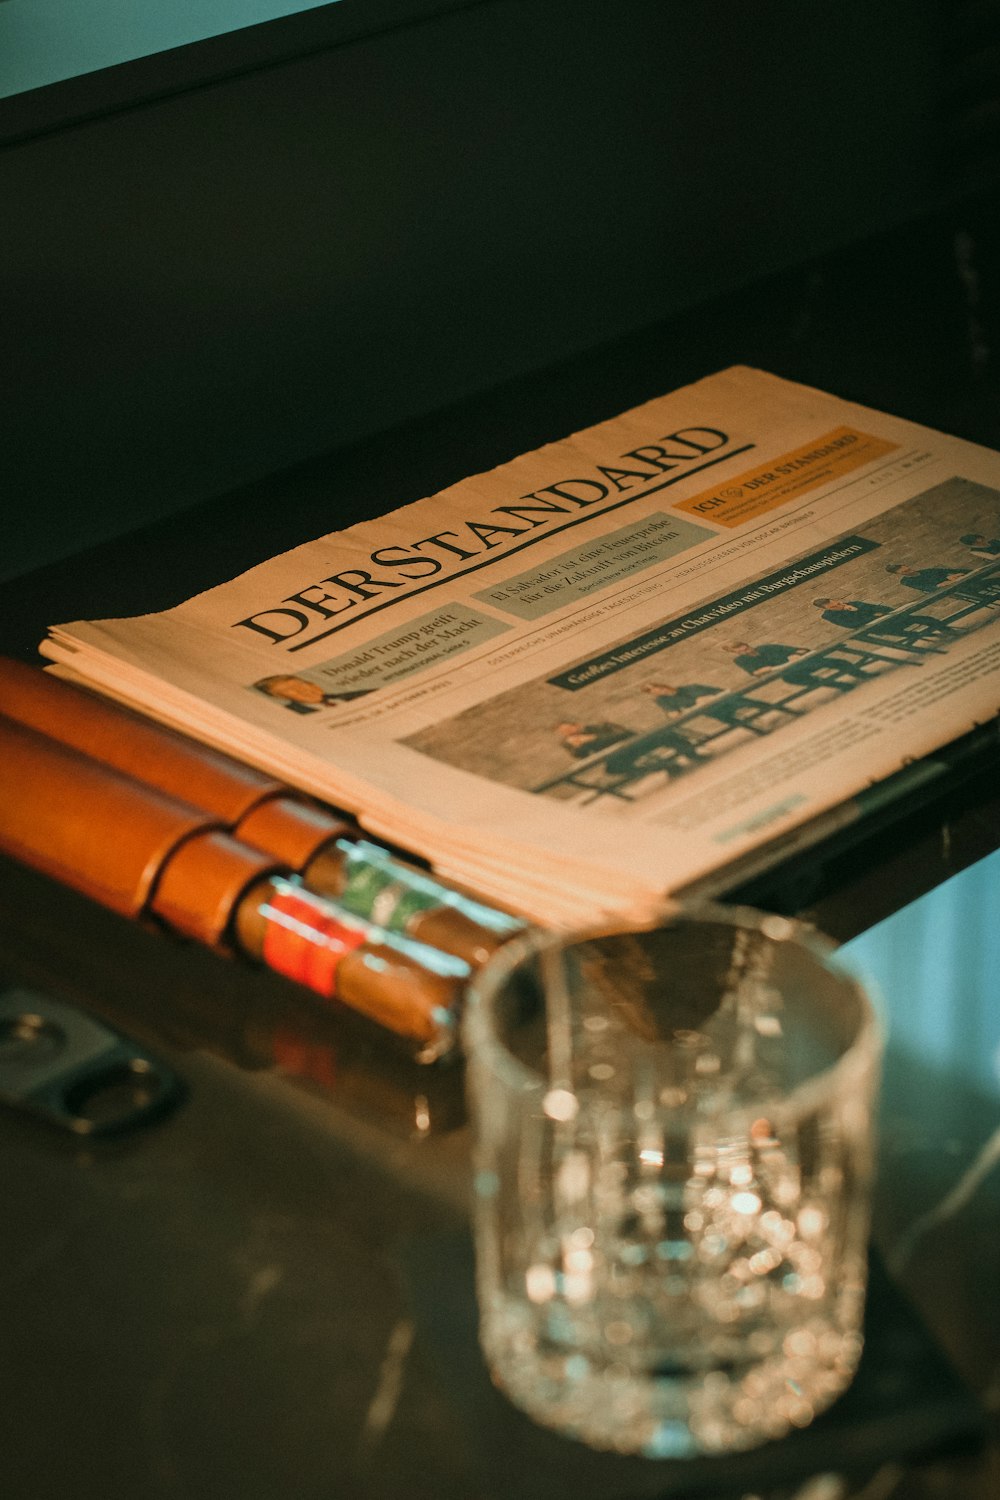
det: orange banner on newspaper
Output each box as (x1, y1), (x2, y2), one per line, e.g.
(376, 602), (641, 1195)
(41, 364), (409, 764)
(675, 426), (898, 528)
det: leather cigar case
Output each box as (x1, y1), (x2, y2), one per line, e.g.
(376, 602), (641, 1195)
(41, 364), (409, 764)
(0, 654), (283, 823)
(0, 714), (278, 941)
(0, 656), (355, 862)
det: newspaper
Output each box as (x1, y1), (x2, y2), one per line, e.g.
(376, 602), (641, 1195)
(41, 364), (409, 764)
(41, 367), (1000, 926)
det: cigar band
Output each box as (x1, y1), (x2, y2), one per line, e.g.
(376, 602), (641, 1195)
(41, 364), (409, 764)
(340, 860), (440, 932)
(382, 884), (445, 933)
(261, 887), (367, 997)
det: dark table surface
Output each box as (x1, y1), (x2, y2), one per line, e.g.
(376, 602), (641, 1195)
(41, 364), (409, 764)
(1, 192), (998, 1498)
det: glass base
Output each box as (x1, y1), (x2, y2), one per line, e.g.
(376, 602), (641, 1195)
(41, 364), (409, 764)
(480, 1305), (863, 1458)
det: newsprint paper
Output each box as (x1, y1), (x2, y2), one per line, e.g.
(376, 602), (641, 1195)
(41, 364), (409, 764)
(42, 367), (1000, 926)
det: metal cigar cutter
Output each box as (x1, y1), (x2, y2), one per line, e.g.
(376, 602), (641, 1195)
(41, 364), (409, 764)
(0, 985), (184, 1136)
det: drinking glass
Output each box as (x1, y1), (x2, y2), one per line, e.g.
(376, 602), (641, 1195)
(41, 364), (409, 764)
(464, 905), (881, 1458)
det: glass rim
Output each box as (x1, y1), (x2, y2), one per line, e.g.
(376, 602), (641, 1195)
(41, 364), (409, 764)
(463, 900), (882, 1121)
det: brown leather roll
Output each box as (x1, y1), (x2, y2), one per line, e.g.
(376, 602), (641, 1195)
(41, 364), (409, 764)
(150, 829), (283, 947)
(0, 655), (283, 822)
(0, 713), (221, 916)
(234, 795), (354, 868)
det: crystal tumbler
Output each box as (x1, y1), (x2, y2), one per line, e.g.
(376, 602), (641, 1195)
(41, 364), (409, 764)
(464, 906), (881, 1458)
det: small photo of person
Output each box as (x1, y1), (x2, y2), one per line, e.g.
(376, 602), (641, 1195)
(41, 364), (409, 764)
(885, 562), (1000, 605)
(253, 674), (373, 714)
(723, 640), (808, 675)
(640, 680), (721, 717)
(555, 720), (633, 759)
(812, 595), (958, 641)
(723, 638), (874, 692)
(884, 562), (969, 591)
(959, 532), (1000, 557)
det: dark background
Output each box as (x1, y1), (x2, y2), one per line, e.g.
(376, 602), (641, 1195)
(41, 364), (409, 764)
(4, 0), (996, 585)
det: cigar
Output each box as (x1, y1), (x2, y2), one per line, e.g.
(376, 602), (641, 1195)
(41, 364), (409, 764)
(0, 715), (466, 1059)
(0, 710), (236, 918)
(1, 657), (524, 966)
(233, 797), (524, 964)
(298, 836), (524, 966)
(233, 876), (467, 1059)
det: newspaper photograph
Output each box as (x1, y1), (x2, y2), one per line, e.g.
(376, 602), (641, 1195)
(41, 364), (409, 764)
(42, 367), (1000, 925)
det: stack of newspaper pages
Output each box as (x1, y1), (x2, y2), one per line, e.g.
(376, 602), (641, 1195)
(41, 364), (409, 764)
(41, 367), (1000, 927)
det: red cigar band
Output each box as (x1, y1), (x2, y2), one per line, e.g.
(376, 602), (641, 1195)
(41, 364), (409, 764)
(260, 886), (368, 997)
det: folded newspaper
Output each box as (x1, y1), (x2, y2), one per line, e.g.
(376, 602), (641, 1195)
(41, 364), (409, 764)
(41, 367), (1000, 926)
